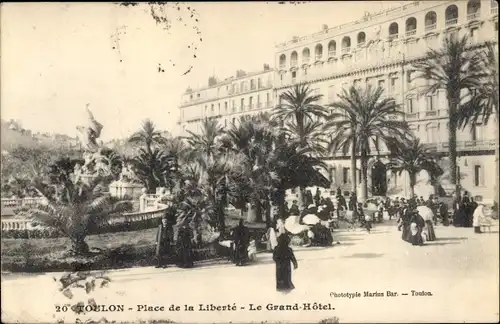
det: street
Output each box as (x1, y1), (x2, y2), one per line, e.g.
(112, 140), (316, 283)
(2, 220), (499, 323)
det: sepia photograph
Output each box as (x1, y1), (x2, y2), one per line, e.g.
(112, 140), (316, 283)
(1, 1), (499, 323)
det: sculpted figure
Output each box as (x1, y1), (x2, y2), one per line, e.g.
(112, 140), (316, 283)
(76, 105), (103, 153)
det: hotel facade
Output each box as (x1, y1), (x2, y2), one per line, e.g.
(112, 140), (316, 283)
(179, 0), (498, 202)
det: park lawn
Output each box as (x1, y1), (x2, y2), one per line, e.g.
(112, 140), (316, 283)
(1, 210), (266, 273)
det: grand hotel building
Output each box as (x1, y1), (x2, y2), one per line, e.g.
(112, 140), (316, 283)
(179, 0), (498, 202)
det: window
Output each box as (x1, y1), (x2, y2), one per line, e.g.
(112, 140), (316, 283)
(190, 94), (193, 100)
(408, 98), (414, 113)
(292, 71), (297, 78)
(258, 78), (262, 88)
(470, 28), (479, 42)
(304, 69), (307, 76)
(343, 168), (350, 184)
(471, 124), (477, 140)
(232, 100), (236, 112)
(232, 117), (236, 124)
(266, 93), (270, 103)
(378, 80), (386, 91)
(225, 102), (228, 113)
(391, 77), (399, 93)
(197, 93), (200, 98)
(328, 85), (336, 103)
(474, 165), (483, 186)
(205, 105), (207, 112)
(211, 104), (214, 113)
(249, 96), (253, 109)
(240, 98), (244, 111)
(251, 79), (256, 90)
(218, 103), (220, 114)
(426, 95), (435, 110)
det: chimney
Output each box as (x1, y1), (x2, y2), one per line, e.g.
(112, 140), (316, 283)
(263, 64), (270, 71)
(322, 24), (328, 31)
(208, 76), (217, 86)
(236, 70), (246, 78)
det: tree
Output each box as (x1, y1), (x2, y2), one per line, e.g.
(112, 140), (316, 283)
(132, 148), (172, 193)
(412, 34), (485, 198)
(457, 41), (499, 200)
(128, 119), (165, 155)
(162, 136), (190, 191)
(21, 178), (132, 255)
(187, 118), (224, 158)
(272, 83), (328, 207)
(386, 137), (443, 198)
(325, 85), (410, 201)
(100, 148), (123, 180)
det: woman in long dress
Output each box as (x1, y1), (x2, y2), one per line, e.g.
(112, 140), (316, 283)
(472, 204), (485, 234)
(176, 226), (194, 268)
(273, 235), (298, 292)
(410, 211), (425, 246)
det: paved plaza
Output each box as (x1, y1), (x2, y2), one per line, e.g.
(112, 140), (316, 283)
(2, 220), (499, 323)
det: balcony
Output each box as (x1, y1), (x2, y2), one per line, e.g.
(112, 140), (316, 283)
(249, 104), (254, 110)
(425, 110), (438, 117)
(445, 18), (458, 26)
(291, 78), (297, 84)
(302, 57), (310, 64)
(257, 102), (263, 109)
(406, 29), (417, 37)
(388, 34), (399, 41)
(291, 60), (298, 67)
(357, 42), (365, 47)
(406, 112), (419, 119)
(328, 50), (336, 57)
(315, 54), (322, 61)
(266, 101), (273, 108)
(467, 12), (480, 20)
(341, 47), (351, 54)
(492, 7), (498, 15)
(423, 139), (496, 153)
(425, 23), (436, 31)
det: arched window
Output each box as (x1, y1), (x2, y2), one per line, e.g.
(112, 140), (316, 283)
(341, 36), (351, 54)
(445, 5), (459, 26)
(302, 48), (310, 64)
(291, 51), (298, 67)
(279, 54), (286, 68)
(328, 40), (336, 56)
(425, 11), (437, 31)
(405, 17), (417, 36)
(357, 32), (366, 46)
(467, 0), (481, 20)
(315, 44), (323, 60)
(388, 22), (399, 40)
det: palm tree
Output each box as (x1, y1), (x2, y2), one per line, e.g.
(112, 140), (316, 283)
(325, 85), (410, 202)
(411, 34), (485, 198)
(132, 148), (171, 193)
(187, 119), (224, 158)
(128, 119), (165, 155)
(457, 41), (499, 199)
(99, 148), (123, 180)
(272, 83), (328, 207)
(386, 137), (443, 198)
(162, 136), (190, 191)
(21, 178), (132, 254)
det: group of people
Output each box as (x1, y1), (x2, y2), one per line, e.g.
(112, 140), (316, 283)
(155, 215), (195, 269)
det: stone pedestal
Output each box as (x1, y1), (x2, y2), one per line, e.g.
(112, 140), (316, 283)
(109, 181), (144, 200)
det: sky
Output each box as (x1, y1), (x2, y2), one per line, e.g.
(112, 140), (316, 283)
(1, 1), (404, 141)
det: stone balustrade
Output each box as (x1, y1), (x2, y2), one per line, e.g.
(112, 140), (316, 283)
(1, 197), (47, 209)
(1, 219), (35, 231)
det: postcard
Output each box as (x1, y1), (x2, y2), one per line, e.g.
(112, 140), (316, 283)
(1, 1), (499, 323)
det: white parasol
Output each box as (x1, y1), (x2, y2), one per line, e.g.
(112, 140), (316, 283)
(417, 206), (434, 222)
(285, 215), (309, 234)
(218, 240), (232, 248)
(302, 214), (321, 225)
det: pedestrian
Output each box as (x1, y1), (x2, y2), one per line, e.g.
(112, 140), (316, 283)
(233, 220), (250, 266)
(314, 188), (321, 207)
(155, 216), (172, 268)
(265, 223), (278, 251)
(176, 225), (194, 268)
(364, 211), (373, 233)
(289, 200), (300, 216)
(439, 201), (449, 226)
(472, 204), (485, 234)
(273, 234), (298, 293)
(410, 210), (425, 246)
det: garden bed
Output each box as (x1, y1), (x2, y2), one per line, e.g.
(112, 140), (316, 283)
(1, 218), (267, 273)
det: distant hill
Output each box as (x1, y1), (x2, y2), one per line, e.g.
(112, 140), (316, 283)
(1, 119), (79, 151)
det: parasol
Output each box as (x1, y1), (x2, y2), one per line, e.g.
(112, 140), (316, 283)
(302, 214), (321, 225)
(285, 215), (309, 234)
(417, 206), (434, 222)
(218, 240), (232, 248)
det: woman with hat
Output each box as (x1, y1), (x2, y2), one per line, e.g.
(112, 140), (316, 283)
(273, 234), (298, 293)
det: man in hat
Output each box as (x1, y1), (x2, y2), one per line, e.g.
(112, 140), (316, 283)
(155, 216), (173, 268)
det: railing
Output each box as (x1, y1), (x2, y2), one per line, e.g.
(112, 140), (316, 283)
(445, 18), (458, 26)
(315, 54), (323, 61)
(2, 219), (34, 231)
(492, 7), (498, 15)
(388, 34), (399, 41)
(292, 78), (297, 84)
(245, 105), (250, 110)
(467, 12), (480, 20)
(406, 112), (419, 119)
(249, 104), (254, 110)
(423, 139), (496, 152)
(266, 101), (273, 108)
(257, 102), (263, 109)
(406, 29), (417, 37)
(328, 50), (336, 57)
(279, 63), (286, 69)
(425, 110), (438, 117)
(357, 42), (365, 47)
(425, 23), (436, 31)
(1, 197), (47, 209)
(302, 57), (310, 64)
(291, 60), (298, 67)
(341, 47), (351, 54)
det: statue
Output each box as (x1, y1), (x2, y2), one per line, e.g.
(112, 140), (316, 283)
(119, 162), (139, 183)
(76, 104), (103, 153)
(73, 163), (82, 183)
(373, 25), (381, 40)
(74, 104), (112, 180)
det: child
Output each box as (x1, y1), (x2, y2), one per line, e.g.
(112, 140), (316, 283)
(364, 212), (373, 233)
(247, 239), (257, 262)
